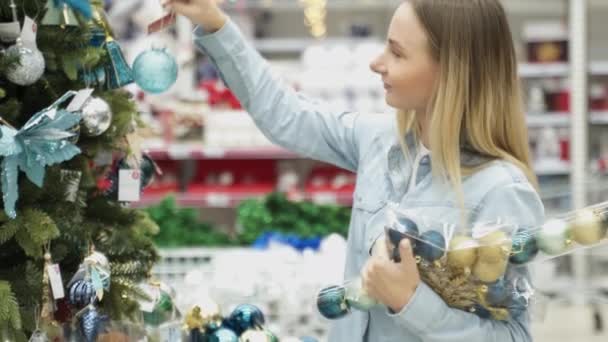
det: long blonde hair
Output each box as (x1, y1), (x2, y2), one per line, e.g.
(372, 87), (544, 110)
(397, 0), (538, 209)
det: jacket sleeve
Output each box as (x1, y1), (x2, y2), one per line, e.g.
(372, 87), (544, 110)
(388, 180), (545, 342)
(193, 19), (362, 172)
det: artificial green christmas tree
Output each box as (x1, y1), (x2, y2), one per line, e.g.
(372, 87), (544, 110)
(0, 0), (159, 339)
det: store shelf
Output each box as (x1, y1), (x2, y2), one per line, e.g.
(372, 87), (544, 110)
(526, 113), (571, 127)
(519, 62), (608, 78)
(534, 159), (571, 176)
(144, 142), (300, 160)
(525, 112), (608, 127)
(590, 112), (608, 124)
(135, 188), (354, 208)
(133, 190), (272, 208)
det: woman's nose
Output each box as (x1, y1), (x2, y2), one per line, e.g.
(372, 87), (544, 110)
(370, 55), (386, 74)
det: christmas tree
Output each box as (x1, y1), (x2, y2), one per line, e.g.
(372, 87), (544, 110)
(0, 0), (159, 339)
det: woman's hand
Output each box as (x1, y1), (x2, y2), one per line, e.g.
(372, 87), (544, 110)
(362, 239), (421, 313)
(162, 0), (227, 32)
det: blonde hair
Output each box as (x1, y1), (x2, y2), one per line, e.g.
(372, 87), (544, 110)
(397, 0), (538, 214)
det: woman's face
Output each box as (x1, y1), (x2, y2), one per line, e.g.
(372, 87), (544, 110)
(370, 2), (439, 113)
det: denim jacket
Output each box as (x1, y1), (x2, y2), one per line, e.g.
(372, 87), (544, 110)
(193, 19), (545, 342)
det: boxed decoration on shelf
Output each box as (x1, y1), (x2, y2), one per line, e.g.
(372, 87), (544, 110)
(524, 21), (568, 63)
(318, 201), (608, 321)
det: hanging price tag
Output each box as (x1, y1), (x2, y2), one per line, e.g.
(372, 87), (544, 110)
(20, 16), (38, 49)
(138, 283), (160, 313)
(47, 264), (65, 299)
(66, 88), (95, 112)
(159, 323), (181, 342)
(118, 169), (141, 202)
(147, 12), (176, 34)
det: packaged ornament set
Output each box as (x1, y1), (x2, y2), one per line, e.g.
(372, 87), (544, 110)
(317, 201), (608, 321)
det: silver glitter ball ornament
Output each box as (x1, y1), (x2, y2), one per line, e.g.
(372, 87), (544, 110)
(5, 40), (45, 86)
(81, 97), (112, 136)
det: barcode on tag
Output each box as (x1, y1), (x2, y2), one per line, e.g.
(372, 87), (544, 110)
(118, 169), (141, 202)
(47, 264), (65, 299)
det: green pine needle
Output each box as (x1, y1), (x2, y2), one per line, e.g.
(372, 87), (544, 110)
(0, 281), (22, 330)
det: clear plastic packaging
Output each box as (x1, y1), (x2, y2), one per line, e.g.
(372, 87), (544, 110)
(317, 201), (608, 321)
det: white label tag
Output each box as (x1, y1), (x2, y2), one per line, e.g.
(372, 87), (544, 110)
(47, 264), (65, 299)
(66, 89), (95, 112)
(206, 193), (231, 207)
(20, 16), (37, 49)
(0, 22), (20, 43)
(118, 169), (141, 202)
(311, 192), (337, 205)
(159, 325), (181, 341)
(138, 284), (159, 313)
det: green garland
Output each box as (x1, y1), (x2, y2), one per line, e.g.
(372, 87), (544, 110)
(236, 192), (351, 244)
(145, 193), (352, 247)
(146, 197), (235, 247)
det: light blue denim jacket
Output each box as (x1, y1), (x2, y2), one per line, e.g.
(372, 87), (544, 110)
(193, 19), (545, 342)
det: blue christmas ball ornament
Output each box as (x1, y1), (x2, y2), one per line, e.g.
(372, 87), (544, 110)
(133, 48), (178, 94)
(228, 304), (266, 335)
(68, 280), (96, 309)
(317, 285), (350, 320)
(509, 229), (539, 265)
(485, 279), (510, 306)
(80, 306), (103, 342)
(469, 304), (492, 319)
(414, 230), (446, 262)
(387, 216), (419, 262)
(208, 327), (238, 342)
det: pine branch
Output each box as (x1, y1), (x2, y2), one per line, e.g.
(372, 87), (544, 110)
(0, 219), (20, 245)
(0, 281), (22, 330)
(101, 278), (145, 321)
(13, 209), (59, 258)
(110, 261), (147, 278)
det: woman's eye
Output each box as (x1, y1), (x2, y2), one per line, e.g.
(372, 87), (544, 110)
(391, 50), (402, 58)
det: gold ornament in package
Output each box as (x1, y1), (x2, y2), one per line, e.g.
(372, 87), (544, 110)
(317, 201), (608, 321)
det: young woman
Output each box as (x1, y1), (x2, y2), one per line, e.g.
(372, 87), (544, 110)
(165, 0), (544, 341)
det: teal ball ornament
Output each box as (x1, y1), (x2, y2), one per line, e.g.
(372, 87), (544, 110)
(414, 230), (446, 262)
(133, 48), (178, 94)
(228, 304), (265, 335)
(537, 219), (571, 255)
(485, 278), (509, 306)
(317, 285), (350, 319)
(209, 327), (238, 342)
(509, 229), (539, 265)
(387, 216), (419, 262)
(469, 304), (492, 319)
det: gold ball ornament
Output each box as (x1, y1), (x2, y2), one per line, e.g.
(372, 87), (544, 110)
(473, 259), (508, 283)
(198, 299), (223, 328)
(184, 306), (205, 330)
(477, 231), (511, 264)
(569, 209), (606, 246)
(447, 235), (478, 269)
